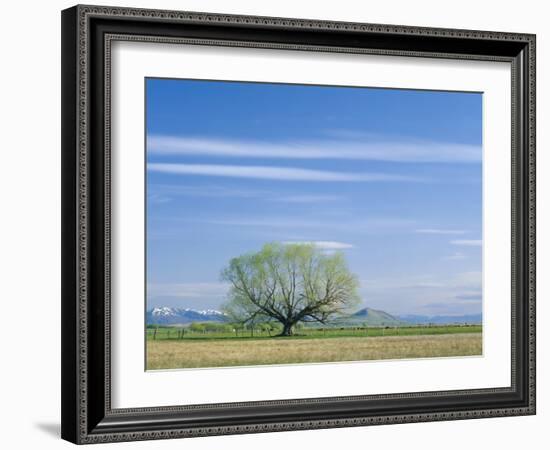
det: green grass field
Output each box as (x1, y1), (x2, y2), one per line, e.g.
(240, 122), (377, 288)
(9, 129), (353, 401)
(146, 325), (482, 370)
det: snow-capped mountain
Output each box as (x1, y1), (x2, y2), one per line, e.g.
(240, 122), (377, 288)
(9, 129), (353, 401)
(147, 307), (227, 325)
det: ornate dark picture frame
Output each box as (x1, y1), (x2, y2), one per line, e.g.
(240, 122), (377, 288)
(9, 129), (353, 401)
(61, 4), (536, 444)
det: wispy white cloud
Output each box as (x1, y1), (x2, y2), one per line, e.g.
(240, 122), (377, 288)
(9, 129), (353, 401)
(455, 293), (482, 301)
(148, 135), (481, 163)
(282, 241), (354, 250)
(443, 252), (467, 261)
(203, 218), (317, 229)
(148, 163), (423, 182)
(415, 228), (468, 235)
(149, 183), (266, 199)
(452, 271), (482, 286)
(148, 282), (229, 300)
(422, 300), (482, 313)
(360, 272), (481, 292)
(358, 272), (482, 316)
(323, 129), (379, 140)
(202, 216), (416, 233)
(404, 282), (447, 289)
(450, 239), (482, 246)
(148, 184), (344, 204)
(147, 193), (172, 204)
(273, 194), (344, 203)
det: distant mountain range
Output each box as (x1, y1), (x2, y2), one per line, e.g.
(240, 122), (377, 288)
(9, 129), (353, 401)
(327, 307), (405, 327)
(147, 307), (227, 325)
(146, 306), (481, 326)
(397, 313), (482, 325)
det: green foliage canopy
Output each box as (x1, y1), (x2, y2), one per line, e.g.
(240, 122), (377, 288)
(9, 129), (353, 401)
(221, 242), (360, 336)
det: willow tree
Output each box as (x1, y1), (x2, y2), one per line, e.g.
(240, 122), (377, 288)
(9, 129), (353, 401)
(221, 242), (360, 336)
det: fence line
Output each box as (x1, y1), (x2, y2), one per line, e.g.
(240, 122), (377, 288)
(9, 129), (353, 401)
(146, 324), (482, 340)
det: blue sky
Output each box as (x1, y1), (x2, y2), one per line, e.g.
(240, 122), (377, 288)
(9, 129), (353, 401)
(146, 78), (482, 316)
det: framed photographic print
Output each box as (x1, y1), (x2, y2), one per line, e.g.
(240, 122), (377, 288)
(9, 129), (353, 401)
(61, 4), (536, 444)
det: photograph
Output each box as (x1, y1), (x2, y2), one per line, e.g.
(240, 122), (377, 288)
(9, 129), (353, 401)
(57, 3), (536, 444)
(145, 78), (483, 370)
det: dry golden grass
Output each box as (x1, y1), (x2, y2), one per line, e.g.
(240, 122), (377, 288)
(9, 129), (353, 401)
(146, 333), (482, 370)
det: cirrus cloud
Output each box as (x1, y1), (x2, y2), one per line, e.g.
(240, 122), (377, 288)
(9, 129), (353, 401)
(415, 229), (467, 235)
(450, 239), (482, 246)
(147, 163), (424, 183)
(148, 135), (481, 164)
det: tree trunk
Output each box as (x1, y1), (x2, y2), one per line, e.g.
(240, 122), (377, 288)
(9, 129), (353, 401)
(280, 322), (294, 336)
